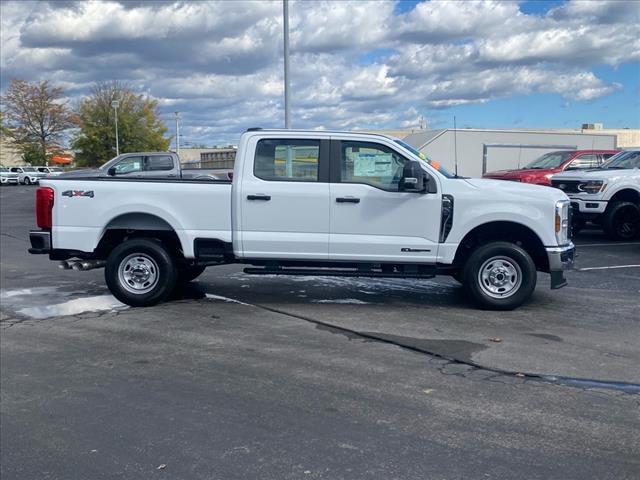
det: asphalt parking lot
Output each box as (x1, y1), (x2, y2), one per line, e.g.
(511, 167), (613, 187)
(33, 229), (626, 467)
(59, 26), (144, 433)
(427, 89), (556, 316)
(2, 185), (639, 479)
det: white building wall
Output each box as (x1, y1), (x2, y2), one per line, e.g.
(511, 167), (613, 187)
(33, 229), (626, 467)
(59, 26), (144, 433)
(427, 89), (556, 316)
(404, 129), (616, 178)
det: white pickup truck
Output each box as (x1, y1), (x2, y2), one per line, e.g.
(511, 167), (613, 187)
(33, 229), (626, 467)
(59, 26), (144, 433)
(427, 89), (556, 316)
(29, 129), (575, 310)
(552, 150), (640, 240)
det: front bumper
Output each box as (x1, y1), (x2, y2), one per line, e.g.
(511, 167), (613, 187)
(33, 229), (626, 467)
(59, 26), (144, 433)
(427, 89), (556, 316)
(568, 197), (607, 215)
(1, 177), (19, 184)
(29, 230), (51, 254)
(546, 242), (575, 289)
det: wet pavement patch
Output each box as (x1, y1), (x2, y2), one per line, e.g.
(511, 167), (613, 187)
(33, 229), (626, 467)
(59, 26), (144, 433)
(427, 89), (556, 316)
(360, 333), (488, 364)
(1, 287), (127, 320)
(528, 333), (564, 342)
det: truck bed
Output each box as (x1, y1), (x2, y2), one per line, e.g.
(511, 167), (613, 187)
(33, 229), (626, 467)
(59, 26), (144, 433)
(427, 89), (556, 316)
(42, 177), (233, 258)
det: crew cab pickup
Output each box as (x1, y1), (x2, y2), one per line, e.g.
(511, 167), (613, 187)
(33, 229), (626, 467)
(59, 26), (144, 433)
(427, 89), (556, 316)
(28, 130), (575, 310)
(552, 150), (640, 240)
(59, 151), (232, 181)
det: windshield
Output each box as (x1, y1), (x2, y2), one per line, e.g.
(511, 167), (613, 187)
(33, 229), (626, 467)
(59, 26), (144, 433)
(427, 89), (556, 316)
(525, 151), (575, 169)
(602, 151), (640, 169)
(393, 139), (456, 178)
(23, 167), (36, 172)
(50, 167), (62, 172)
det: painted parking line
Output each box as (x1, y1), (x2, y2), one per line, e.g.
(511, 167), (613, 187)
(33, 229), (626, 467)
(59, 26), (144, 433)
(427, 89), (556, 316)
(577, 265), (640, 271)
(576, 242), (640, 247)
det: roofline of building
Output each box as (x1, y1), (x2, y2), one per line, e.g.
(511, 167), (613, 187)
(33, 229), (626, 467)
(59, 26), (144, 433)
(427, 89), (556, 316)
(410, 128), (619, 149)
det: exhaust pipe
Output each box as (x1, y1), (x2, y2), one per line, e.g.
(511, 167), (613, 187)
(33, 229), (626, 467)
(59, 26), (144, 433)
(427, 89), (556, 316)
(59, 260), (105, 271)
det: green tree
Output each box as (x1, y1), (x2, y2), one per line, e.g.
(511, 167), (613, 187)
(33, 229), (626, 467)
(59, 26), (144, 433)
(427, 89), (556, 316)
(72, 81), (170, 167)
(1, 79), (76, 165)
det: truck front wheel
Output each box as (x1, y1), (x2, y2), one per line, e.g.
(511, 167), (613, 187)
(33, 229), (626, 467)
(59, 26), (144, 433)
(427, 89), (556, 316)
(603, 201), (639, 240)
(462, 242), (537, 310)
(105, 238), (177, 307)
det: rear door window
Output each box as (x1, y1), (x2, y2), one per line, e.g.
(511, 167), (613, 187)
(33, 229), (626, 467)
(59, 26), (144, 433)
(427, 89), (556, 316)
(145, 155), (174, 171)
(254, 139), (320, 181)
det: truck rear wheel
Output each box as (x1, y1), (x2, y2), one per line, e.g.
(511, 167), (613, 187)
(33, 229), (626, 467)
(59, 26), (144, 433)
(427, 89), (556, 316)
(105, 238), (177, 307)
(462, 242), (537, 310)
(603, 201), (639, 240)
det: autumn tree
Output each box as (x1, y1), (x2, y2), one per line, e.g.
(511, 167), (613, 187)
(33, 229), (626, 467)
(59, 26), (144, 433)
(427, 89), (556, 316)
(1, 79), (76, 165)
(72, 81), (170, 167)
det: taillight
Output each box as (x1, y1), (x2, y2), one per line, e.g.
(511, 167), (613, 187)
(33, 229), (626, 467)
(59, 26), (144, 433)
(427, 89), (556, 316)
(36, 187), (54, 229)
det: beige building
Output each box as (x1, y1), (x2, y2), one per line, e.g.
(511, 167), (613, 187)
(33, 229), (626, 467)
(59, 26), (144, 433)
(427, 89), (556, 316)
(176, 147), (237, 169)
(0, 138), (22, 166)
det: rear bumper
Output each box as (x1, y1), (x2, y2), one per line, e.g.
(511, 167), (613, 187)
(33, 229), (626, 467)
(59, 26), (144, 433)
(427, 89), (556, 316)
(546, 243), (575, 289)
(29, 230), (51, 254)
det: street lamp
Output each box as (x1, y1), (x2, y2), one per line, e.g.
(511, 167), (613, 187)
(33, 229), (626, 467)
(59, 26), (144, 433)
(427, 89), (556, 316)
(111, 100), (120, 156)
(283, 0), (291, 129)
(174, 112), (180, 157)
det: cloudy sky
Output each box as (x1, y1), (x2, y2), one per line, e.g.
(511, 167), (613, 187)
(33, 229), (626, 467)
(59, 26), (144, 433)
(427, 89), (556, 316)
(1, 0), (639, 147)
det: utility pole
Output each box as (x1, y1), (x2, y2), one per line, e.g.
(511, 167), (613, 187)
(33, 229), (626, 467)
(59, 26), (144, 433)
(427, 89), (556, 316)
(174, 112), (180, 157)
(283, 0), (291, 129)
(111, 100), (120, 156)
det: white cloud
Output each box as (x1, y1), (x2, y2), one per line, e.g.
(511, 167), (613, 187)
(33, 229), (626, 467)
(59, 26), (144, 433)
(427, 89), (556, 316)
(1, 0), (637, 145)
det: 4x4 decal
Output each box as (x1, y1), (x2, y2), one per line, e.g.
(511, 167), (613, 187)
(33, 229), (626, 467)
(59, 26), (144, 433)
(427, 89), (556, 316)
(62, 190), (94, 198)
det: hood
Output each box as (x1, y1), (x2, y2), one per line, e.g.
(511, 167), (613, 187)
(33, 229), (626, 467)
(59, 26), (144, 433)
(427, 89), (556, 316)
(553, 168), (639, 181)
(484, 167), (555, 178)
(464, 177), (566, 202)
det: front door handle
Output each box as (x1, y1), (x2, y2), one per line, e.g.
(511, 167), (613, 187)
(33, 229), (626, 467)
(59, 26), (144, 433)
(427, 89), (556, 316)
(336, 197), (360, 204)
(247, 194), (271, 201)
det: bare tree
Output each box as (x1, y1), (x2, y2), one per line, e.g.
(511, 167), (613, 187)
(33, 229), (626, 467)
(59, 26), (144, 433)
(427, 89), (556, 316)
(1, 79), (76, 165)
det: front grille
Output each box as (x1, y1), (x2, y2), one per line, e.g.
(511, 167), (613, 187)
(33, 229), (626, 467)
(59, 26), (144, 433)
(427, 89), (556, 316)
(551, 180), (581, 193)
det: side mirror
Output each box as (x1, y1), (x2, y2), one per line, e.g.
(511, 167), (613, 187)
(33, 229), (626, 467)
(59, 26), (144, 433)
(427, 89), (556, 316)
(107, 166), (117, 176)
(401, 161), (426, 193)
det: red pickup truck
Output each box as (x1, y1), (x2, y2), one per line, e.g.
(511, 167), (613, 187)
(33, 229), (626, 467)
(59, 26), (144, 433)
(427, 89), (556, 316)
(483, 150), (619, 186)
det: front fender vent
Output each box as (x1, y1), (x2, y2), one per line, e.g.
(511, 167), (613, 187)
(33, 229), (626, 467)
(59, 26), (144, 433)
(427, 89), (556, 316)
(439, 194), (454, 243)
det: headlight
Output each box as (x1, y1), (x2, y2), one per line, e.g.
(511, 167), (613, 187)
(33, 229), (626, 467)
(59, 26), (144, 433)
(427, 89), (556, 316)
(555, 200), (570, 245)
(578, 180), (605, 194)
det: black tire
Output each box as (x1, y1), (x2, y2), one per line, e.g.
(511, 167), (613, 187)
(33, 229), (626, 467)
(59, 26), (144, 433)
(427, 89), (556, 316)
(105, 238), (177, 307)
(603, 201), (640, 241)
(462, 241), (537, 311)
(177, 264), (206, 283)
(451, 270), (464, 285)
(23, 177), (30, 185)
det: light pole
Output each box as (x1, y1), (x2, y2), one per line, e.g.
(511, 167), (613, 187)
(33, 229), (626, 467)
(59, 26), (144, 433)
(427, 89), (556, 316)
(111, 100), (120, 156)
(283, 0), (291, 129)
(174, 112), (180, 157)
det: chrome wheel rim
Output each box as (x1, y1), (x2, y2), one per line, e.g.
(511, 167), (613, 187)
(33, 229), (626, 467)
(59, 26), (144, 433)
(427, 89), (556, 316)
(118, 253), (159, 294)
(478, 256), (522, 299)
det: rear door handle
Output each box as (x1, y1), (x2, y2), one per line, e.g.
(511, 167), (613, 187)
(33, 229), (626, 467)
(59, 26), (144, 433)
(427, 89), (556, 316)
(247, 194), (271, 201)
(336, 197), (360, 204)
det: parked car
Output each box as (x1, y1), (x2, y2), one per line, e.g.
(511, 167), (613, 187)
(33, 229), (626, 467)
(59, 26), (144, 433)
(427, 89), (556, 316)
(18, 166), (53, 185)
(0, 166), (20, 185)
(29, 129), (575, 311)
(551, 150), (640, 240)
(483, 150), (619, 186)
(57, 152), (232, 181)
(37, 166), (64, 177)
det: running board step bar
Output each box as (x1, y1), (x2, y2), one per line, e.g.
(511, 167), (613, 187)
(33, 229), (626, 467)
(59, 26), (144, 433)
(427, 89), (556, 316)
(243, 267), (435, 279)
